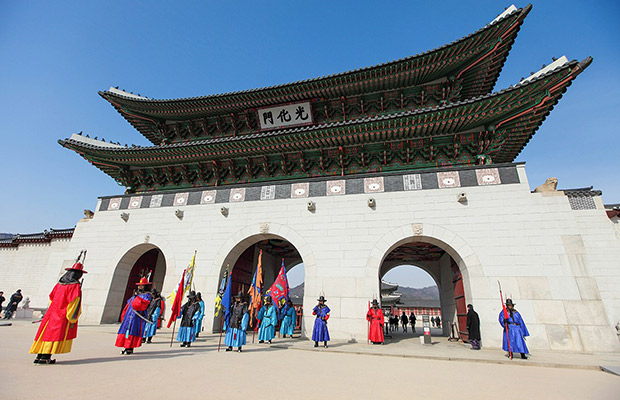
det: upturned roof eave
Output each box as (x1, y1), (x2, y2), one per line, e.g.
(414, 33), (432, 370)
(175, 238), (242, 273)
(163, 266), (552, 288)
(98, 5), (530, 121)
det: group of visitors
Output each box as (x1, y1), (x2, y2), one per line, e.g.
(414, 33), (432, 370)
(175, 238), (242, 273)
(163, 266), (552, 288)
(25, 255), (531, 364)
(1, 289), (23, 320)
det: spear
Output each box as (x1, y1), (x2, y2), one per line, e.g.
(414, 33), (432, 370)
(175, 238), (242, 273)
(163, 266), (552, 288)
(498, 281), (513, 360)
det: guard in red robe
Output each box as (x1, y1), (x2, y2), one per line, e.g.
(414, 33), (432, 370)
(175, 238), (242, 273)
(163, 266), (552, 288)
(116, 277), (152, 355)
(30, 255), (87, 364)
(366, 299), (384, 344)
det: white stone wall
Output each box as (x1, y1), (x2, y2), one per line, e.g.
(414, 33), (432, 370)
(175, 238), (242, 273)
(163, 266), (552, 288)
(0, 237), (74, 309)
(2, 164), (619, 353)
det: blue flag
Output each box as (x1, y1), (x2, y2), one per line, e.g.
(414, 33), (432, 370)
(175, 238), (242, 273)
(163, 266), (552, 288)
(221, 273), (232, 328)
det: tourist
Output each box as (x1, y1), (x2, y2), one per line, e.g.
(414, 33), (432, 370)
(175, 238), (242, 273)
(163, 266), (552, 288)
(366, 299), (384, 344)
(280, 299), (296, 338)
(142, 288), (163, 344)
(116, 277), (152, 355)
(436, 315), (441, 328)
(0, 291), (5, 317)
(312, 295), (330, 348)
(499, 298), (530, 359)
(177, 291), (200, 347)
(4, 289), (23, 319)
(466, 304), (481, 350)
(194, 292), (205, 338)
(431, 316), (436, 327)
(410, 311), (416, 333)
(29, 258), (86, 364)
(258, 296), (276, 344)
(401, 312), (409, 333)
(225, 291), (248, 352)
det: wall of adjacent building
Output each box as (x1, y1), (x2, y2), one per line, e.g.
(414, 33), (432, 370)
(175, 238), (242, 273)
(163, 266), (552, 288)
(0, 237), (74, 310)
(2, 164), (619, 353)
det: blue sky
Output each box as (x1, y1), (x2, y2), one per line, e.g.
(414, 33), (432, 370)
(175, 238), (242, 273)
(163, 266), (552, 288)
(1, 0), (619, 243)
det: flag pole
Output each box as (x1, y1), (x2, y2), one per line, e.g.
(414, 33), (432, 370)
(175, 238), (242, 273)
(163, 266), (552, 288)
(498, 281), (513, 359)
(217, 315), (224, 352)
(367, 301), (370, 345)
(170, 319), (177, 348)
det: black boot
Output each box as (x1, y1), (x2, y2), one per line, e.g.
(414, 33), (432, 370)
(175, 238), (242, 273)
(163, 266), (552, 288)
(324, 341), (328, 348)
(226, 346), (233, 351)
(146, 337), (152, 343)
(521, 353), (528, 359)
(237, 347), (242, 353)
(259, 340), (264, 343)
(314, 341), (319, 347)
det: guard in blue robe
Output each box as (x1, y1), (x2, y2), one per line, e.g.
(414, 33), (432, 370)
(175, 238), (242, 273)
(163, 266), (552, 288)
(312, 296), (330, 348)
(194, 292), (205, 338)
(177, 291), (200, 347)
(498, 298), (530, 359)
(258, 296), (276, 343)
(142, 289), (162, 343)
(116, 277), (152, 355)
(225, 291), (249, 352)
(280, 300), (296, 338)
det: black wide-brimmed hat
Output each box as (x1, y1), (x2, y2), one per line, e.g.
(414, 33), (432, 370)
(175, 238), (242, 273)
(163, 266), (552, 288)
(234, 291), (243, 299)
(505, 298), (515, 306)
(371, 299), (379, 306)
(187, 290), (197, 299)
(317, 295), (327, 302)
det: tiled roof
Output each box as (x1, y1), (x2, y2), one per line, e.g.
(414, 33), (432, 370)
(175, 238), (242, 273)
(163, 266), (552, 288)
(0, 228), (75, 248)
(561, 187), (603, 197)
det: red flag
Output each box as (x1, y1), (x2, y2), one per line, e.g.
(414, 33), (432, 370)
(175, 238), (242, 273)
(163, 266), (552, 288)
(266, 262), (289, 308)
(167, 270), (186, 328)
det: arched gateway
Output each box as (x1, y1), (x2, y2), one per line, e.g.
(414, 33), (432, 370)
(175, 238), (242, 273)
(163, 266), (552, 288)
(101, 243), (167, 323)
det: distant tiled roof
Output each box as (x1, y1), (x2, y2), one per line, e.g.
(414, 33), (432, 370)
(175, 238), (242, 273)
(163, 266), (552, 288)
(561, 187), (603, 197)
(0, 228), (74, 248)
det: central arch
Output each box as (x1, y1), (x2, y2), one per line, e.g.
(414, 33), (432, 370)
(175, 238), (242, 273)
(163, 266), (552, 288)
(212, 228), (310, 332)
(367, 223), (479, 342)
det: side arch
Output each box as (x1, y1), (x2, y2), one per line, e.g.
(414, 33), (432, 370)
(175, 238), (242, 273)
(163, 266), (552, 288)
(100, 234), (175, 323)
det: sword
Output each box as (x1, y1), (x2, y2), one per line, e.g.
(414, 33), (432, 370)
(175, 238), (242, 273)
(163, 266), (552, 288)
(133, 309), (155, 325)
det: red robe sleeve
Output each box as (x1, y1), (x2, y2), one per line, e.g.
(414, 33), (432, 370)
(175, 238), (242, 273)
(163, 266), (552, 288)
(131, 296), (150, 312)
(121, 303), (129, 321)
(324, 314), (330, 321)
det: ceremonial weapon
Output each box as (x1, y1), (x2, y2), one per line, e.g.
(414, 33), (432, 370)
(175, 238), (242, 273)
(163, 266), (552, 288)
(133, 309), (155, 325)
(217, 313), (225, 352)
(498, 281), (513, 359)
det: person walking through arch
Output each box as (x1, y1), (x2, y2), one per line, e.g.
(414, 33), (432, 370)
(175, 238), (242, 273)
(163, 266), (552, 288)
(312, 296), (330, 348)
(410, 311), (416, 333)
(401, 312), (409, 333)
(142, 288), (163, 344)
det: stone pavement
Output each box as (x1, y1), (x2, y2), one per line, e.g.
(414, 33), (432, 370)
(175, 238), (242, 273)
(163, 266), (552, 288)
(1, 321), (619, 399)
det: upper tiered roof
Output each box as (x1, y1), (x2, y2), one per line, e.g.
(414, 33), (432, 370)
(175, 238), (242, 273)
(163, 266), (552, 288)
(99, 5), (531, 145)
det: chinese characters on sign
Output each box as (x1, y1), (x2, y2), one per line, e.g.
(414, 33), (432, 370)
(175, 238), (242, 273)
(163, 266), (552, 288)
(257, 101), (313, 130)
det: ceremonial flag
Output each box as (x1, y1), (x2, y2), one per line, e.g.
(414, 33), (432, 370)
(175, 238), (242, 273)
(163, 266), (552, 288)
(183, 251), (197, 293)
(266, 260), (290, 309)
(248, 250), (264, 327)
(214, 265), (229, 317)
(167, 269), (186, 328)
(221, 271), (232, 327)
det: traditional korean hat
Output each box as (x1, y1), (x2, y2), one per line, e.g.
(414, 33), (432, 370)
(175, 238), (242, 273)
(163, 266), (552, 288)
(136, 277), (152, 286)
(234, 291), (244, 299)
(505, 298), (515, 306)
(187, 290), (197, 298)
(264, 296), (272, 303)
(371, 299), (379, 306)
(317, 295), (327, 302)
(66, 262), (87, 274)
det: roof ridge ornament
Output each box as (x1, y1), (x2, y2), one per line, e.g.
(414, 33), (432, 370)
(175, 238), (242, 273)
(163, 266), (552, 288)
(519, 55), (569, 84)
(489, 4), (518, 25)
